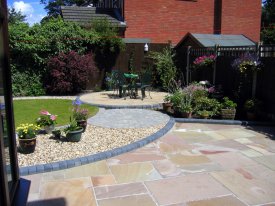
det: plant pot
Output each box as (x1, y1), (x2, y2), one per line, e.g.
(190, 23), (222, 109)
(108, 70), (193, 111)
(44, 125), (55, 134)
(246, 112), (256, 121)
(179, 111), (192, 118)
(162, 102), (173, 114)
(18, 137), (36, 154)
(76, 120), (87, 132)
(66, 128), (84, 142)
(221, 109), (236, 120)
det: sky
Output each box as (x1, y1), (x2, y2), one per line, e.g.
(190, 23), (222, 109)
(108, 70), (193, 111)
(7, 0), (47, 25)
(7, 0), (265, 26)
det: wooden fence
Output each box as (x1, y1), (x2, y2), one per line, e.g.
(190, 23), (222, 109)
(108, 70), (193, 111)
(175, 44), (275, 119)
(86, 43), (168, 89)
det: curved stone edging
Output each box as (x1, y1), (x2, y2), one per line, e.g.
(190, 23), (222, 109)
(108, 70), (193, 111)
(175, 118), (275, 126)
(78, 95), (163, 110)
(19, 117), (175, 176)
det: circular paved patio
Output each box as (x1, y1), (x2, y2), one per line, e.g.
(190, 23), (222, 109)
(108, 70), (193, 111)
(79, 91), (168, 108)
(88, 109), (170, 128)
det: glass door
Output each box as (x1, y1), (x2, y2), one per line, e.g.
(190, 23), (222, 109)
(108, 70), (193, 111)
(0, 0), (20, 205)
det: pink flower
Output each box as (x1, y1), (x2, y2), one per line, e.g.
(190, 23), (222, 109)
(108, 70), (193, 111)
(50, 115), (57, 121)
(40, 110), (50, 115)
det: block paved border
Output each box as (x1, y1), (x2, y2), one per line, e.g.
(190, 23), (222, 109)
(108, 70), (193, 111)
(19, 117), (175, 176)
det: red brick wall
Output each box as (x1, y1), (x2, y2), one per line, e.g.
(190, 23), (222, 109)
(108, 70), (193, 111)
(221, 0), (261, 42)
(124, 0), (261, 44)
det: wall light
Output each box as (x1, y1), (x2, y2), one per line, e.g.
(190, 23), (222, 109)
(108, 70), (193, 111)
(144, 43), (149, 52)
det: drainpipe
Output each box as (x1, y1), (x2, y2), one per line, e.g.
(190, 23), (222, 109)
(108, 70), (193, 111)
(214, 0), (222, 34)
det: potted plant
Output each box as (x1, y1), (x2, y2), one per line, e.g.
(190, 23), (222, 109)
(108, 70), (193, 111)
(174, 92), (193, 118)
(163, 94), (173, 113)
(244, 99), (262, 120)
(194, 97), (221, 119)
(193, 55), (216, 69)
(220, 97), (237, 120)
(72, 99), (89, 132)
(36, 110), (57, 134)
(64, 120), (83, 142)
(17, 123), (40, 153)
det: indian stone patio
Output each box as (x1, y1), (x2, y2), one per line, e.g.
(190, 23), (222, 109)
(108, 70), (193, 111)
(25, 123), (275, 206)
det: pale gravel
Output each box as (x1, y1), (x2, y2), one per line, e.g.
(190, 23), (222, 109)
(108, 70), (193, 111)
(17, 123), (166, 167)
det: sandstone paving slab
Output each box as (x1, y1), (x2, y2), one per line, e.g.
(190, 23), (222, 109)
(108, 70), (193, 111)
(186, 195), (247, 206)
(205, 139), (250, 151)
(25, 174), (43, 194)
(211, 170), (275, 205)
(97, 194), (157, 206)
(168, 153), (211, 166)
(145, 174), (231, 205)
(65, 160), (110, 179)
(253, 155), (275, 171)
(152, 159), (182, 177)
(203, 131), (227, 140)
(191, 142), (238, 155)
(242, 164), (275, 185)
(241, 149), (264, 158)
(174, 123), (211, 131)
(207, 152), (259, 170)
(109, 162), (162, 184)
(172, 131), (214, 144)
(94, 182), (147, 199)
(91, 175), (116, 187)
(38, 177), (96, 206)
(215, 128), (256, 139)
(107, 152), (166, 164)
(247, 144), (275, 155)
(180, 163), (223, 174)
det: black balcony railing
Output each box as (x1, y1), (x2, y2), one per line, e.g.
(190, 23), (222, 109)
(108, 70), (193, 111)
(93, 0), (123, 9)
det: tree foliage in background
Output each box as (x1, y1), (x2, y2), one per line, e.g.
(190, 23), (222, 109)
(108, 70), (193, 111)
(149, 48), (177, 91)
(8, 8), (26, 24)
(9, 17), (123, 96)
(261, 0), (275, 44)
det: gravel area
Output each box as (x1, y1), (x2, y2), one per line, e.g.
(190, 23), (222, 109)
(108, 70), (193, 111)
(17, 123), (166, 167)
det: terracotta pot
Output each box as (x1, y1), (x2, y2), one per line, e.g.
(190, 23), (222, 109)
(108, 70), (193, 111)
(180, 111), (192, 118)
(221, 109), (236, 120)
(76, 120), (87, 132)
(19, 137), (36, 154)
(66, 128), (84, 142)
(162, 103), (173, 113)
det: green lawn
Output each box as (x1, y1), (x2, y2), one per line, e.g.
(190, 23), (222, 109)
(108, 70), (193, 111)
(13, 99), (98, 128)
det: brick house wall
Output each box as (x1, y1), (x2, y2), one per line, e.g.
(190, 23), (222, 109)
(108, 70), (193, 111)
(124, 0), (261, 45)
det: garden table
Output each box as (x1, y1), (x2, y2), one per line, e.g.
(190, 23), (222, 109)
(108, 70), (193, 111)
(123, 73), (139, 98)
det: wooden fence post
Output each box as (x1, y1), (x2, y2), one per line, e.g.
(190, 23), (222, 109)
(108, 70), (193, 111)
(252, 43), (260, 98)
(186, 46), (191, 85)
(213, 44), (218, 85)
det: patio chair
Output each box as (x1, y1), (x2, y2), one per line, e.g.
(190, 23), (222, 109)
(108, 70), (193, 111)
(138, 70), (152, 100)
(116, 71), (129, 99)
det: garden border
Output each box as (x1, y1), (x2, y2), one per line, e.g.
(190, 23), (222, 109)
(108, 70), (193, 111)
(19, 117), (175, 176)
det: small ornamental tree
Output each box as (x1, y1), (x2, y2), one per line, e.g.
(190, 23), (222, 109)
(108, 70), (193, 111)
(46, 51), (97, 94)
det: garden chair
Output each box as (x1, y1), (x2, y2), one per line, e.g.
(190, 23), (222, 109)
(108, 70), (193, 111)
(116, 71), (129, 99)
(137, 70), (152, 100)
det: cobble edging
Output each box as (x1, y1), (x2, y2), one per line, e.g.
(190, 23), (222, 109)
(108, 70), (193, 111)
(78, 95), (163, 110)
(19, 117), (175, 176)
